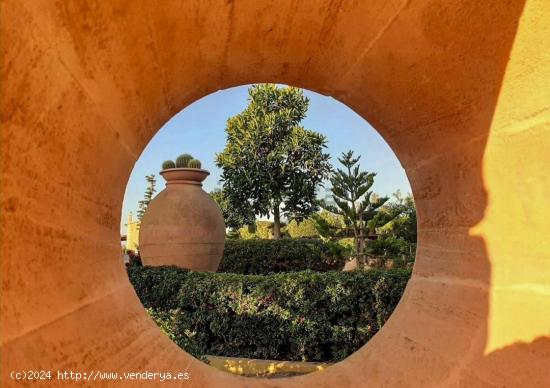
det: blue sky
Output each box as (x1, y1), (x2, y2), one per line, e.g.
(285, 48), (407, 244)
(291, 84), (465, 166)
(121, 85), (411, 233)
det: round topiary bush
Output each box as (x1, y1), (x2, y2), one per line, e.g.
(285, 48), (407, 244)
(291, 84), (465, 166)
(188, 159), (202, 169)
(176, 154), (193, 168)
(162, 160), (176, 169)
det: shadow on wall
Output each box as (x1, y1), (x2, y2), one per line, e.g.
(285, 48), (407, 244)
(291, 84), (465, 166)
(482, 337), (550, 383)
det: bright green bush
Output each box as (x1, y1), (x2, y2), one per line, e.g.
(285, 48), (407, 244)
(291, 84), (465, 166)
(285, 218), (318, 238)
(285, 211), (347, 239)
(219, 238), (346, 274)
(237, 220), (273, 239)
(128, 266), (411, 362)
(338, 237), (355, 249)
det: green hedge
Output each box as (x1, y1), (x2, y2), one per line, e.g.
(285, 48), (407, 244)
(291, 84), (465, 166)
(219, 238), (346, 274)
(128, 265), (411, 362)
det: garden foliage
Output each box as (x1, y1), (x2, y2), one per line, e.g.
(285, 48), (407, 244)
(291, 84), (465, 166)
(219, 238), (346, 274)
(128, 265), (411, 362)
(215, 84), (332, 238)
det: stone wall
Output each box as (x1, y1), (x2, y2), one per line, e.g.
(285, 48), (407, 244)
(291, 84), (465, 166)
(2, 1), (549, 387)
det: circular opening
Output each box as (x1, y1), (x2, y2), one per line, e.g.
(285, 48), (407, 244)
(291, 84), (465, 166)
(6, 2), (545, 386)
(121, 84), (416, 378)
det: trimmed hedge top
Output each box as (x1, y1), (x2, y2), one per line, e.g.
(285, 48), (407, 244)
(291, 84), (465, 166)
(128, 265), (411, 362)
(219, 238), (346, 274)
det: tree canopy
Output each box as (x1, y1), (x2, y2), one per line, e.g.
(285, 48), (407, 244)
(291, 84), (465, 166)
(216, 84), (332, 238)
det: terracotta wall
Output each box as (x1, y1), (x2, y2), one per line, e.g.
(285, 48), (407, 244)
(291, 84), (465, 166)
(2, 0), (549, 387)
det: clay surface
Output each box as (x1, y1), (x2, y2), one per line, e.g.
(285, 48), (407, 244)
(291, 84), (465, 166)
(139, 168), (225, 271)
(2, 0), (549, 387)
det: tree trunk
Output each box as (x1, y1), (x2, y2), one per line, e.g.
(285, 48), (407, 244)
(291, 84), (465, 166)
(273, 205), (281, 239)
(353, 227), (365, 269)
(357, 227), (366, 269)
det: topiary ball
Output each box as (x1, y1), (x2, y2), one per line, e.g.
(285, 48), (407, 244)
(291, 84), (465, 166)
(162, 160), (176, 169)
(188, 159), (202, 169)
(176, 154), (193, 168)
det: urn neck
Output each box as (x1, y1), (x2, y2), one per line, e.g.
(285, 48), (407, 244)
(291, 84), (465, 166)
(166, 179), (203, 187)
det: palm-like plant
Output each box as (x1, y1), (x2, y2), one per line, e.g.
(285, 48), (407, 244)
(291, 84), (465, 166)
(321, 150), (389, 268)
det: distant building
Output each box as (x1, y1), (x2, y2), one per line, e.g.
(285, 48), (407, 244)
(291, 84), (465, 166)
(125, 212), (141, 253)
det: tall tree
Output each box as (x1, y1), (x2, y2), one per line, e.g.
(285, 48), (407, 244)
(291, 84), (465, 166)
(216, 84), (332, 239)
(137, 174), (156, 221)
(321, 150), (389, 267)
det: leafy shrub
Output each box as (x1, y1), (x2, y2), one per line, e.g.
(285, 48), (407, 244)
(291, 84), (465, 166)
(380, 193), (417, 244)
(285, 218), (319, 238)
(146, 308), (209, 363)
(284, 211), (347, 239)
(237, 220), (273, 239)
(368, 236), (416, 260)
(129, 265), (183, 310)
(219, 238), (346, 274)
(128, 266), (411, 362)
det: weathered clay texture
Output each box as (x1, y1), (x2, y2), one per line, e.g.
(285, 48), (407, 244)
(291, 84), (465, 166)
(1, 0), (549, 387)
(139, 168), (225, 271)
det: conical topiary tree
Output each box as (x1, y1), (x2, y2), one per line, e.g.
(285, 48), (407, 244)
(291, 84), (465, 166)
(321, 150), (389, 268)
